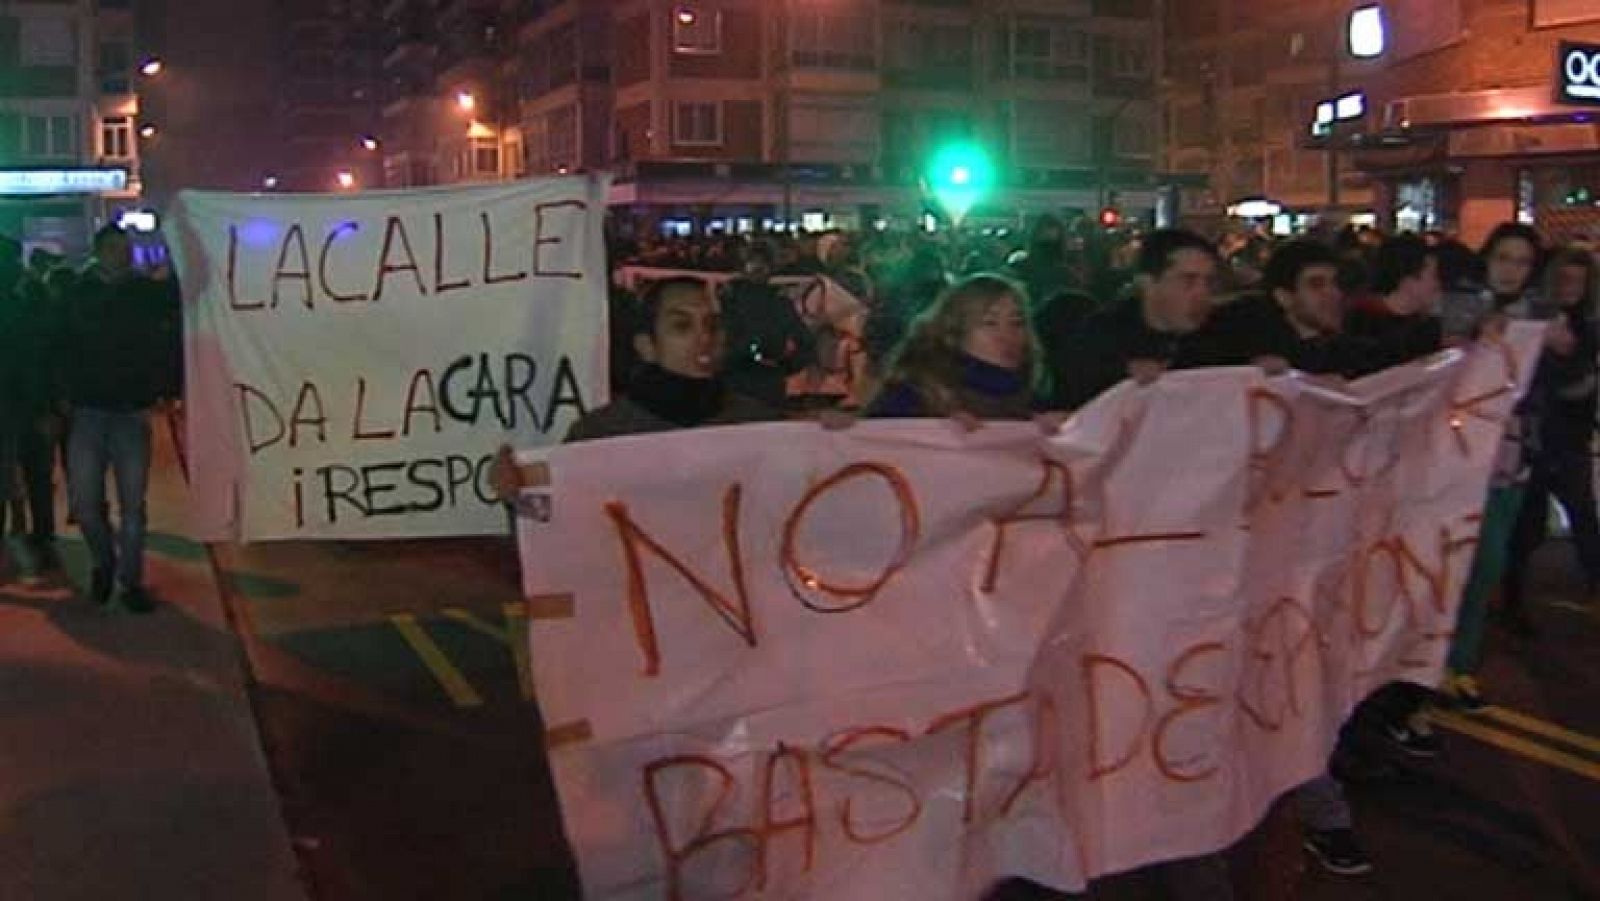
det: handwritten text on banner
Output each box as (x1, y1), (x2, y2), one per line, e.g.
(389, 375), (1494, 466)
(518, 328), (1538, 899)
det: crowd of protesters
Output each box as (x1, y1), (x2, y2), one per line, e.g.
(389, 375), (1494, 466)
(2, 205), (1597, 896)
(0, 224), (181, 612)
(569, 214), (1600, 897)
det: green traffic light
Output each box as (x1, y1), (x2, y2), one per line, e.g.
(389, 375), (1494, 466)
(925, 142), (994, 223)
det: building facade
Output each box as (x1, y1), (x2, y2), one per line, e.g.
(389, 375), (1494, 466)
(1346, 0), (1600, 244)
(1165, 0), (1600, 244)
(374, 0), (1169, 233)
(1163, 0), (1382, 232)
(0, 0), (137, 256)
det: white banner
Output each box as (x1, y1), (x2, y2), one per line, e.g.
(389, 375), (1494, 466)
(516, 327), (1539, 900)
(170, 176), (610, 541)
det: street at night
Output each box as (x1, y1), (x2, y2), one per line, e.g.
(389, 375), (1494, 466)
(4, 1), (1600, 900)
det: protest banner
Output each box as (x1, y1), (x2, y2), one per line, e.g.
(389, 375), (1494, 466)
(514, 326), (1540, 899)
(169, 176), (610, 541)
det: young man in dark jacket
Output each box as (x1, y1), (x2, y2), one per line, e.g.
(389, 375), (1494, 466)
(1201, 239), (1434, 381)
(1059, 228), (1223, 409)
(1344, 234), (1444, 369)
(63, 225), (180, 611)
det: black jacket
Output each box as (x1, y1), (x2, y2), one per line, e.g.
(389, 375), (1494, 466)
(1059, 295), (1226, 409)
(1343, 298), (1442, 373)
(1523, 306), (1598, 455)
(63, 270), (181, 411)
(1196, 293), (1402, 379)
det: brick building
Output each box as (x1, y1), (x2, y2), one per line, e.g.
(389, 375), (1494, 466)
(1164, 0), (1600, 244)
(1163, 0), (1382, 231)
(375, 0), (1173, 233)
(1348, 0), (1600, 244)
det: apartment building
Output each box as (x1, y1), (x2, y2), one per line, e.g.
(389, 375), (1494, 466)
(0, 0), (132, 255)
(374, 0), (1169, 232)
(1347, 0), (1600, 243)
(1162, 0), (1382, 231)
(1165, 0), (1600, 243)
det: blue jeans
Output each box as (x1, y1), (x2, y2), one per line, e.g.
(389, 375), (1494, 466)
(68, 408), (152, 589)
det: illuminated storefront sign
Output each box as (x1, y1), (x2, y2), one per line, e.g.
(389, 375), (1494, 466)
(1558, 41), (1600, 106)
(0, 169), (129, 195)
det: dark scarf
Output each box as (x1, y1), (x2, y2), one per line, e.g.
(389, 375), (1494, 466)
(626, 363), (727, 427)
(953, 353), (1035, 420)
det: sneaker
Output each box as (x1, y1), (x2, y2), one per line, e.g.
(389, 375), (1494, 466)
(88, 568), (113, 606)
(119, 585), (155, 614)
(1383, 711), (1441, 759)
(1445, 673), (1488, 714)
(1303, 828), (1374, 877)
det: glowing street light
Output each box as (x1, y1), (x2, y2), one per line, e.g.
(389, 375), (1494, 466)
(676, 8), (697, 25)
(263, 175), (279, 189)
(336, 170), (356, 190)
(140, 58), (163, 76)
(138, 123), (157, 139)
(924, 141), (996, 226)
(456, 91), (476, 112)
(1348, 6), (1385, 59)
(361, 136), (380, 151)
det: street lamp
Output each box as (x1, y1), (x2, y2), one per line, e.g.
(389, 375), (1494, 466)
(1348, 6), (1385, 59)
(456, 91), (476, 113)
(336, 170), (356, 190)
(925, 141), (996, 227)
(138, 123), (157, 139)
(140, 58), (163, 77)
(361, 136), (380, 151)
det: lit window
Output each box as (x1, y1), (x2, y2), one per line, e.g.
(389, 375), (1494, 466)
(101, 116), (132, 159)
(672, 5), (721, 55)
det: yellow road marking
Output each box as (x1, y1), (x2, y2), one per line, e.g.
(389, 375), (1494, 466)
(442, 606), (534, 700)
(1431, 710), (1600, 783)
(390, 613), (483, 708)
(1481, 706), (1600, 759)
(503, 602), (533, 701)
(443, 607), (510, 644)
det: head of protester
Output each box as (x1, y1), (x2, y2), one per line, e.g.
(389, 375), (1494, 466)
(1371, 234), (1442, 317)
(741, 242), (774, 284)
(1136, 228), (1219, 334)
(1545, 247), (1598, 314)
(1263, 239), (1344, 338)
(867, 273), (1040, 421)
(89, 223), (134, 282)
(1341, 234), (1444, 371)
(492, 277), (778, 502)
(1478, 222), (1545, 308)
